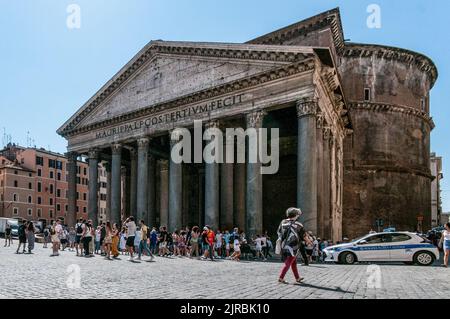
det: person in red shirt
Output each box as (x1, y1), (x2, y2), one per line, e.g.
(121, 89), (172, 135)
(202, 226), (216, 261)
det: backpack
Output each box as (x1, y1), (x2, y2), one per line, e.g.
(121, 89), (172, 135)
(76, 223), (83, 234)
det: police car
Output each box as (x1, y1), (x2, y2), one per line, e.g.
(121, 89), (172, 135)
(323, 232), (439, 266)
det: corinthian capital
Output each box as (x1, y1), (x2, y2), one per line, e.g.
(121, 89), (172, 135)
(296, 98), (318, 118)
(204, 120), (220, 130)
(88, 149), (99, 161)
(137, 137), (151, 149)
(111, 144), (122, 155)
(170, 128), (184, 144)
(246, 110), (266, 129)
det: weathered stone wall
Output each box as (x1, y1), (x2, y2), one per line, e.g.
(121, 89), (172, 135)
(339, 48), (434, 238)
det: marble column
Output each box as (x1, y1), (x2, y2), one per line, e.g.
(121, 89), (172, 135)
(66, 152), (78, 227)
(246, 110), (266, 239)
(111, 144), (122, 224)
(159, 159), (169, 228)
(105, 162), (112, 222)
(137, 137), (150, 222)
(169, 131), (183, 231)
(198, 167), (205, 227)
(221, 133), (234, 230)
(316, 115), (324, 238)
(88, 149), (99, 226)
(147, 154), (156, 227)
(121, 166), (128, 219)
(322, 127), (332, 241)
(129, 148), (137, 217)
(234, 162), (246, 230)
(204, 121), (220, 230)
(296, 98), (318, 234)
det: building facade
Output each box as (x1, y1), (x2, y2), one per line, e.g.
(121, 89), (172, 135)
(57, 8), (438, 240)
(0, 144), (107, 225)
(430, 153), (443, 227)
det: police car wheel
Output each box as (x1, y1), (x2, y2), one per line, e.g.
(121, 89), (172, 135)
(413, 251), (434, 266)
(340, 252), (356, 265)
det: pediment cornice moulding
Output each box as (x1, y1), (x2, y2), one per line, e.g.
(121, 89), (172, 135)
(62, 59), (316, 138)
(57, 42), (316, 136)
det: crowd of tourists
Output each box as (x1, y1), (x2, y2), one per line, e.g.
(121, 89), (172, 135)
(4, 214), (335, 265)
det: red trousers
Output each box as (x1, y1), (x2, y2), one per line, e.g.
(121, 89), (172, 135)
(279, 256), (300, 280)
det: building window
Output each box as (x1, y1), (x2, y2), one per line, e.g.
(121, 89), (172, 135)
(37, 209), (42, 218)
(57, 172), (61, 181)
(77, 166), (81, 174)
(36, 156), (44, 166)
(38, 169), (42, 177)
(65, 190), (68, 199)
(49, 198), (53, 206)
(65, 205), (68, 212)
(14, 170), (18, 175)
(76, 206), (79, 213)
(13, 194), (18, 202)
(83, 167), (87, 175)
(421, 98), (426, 112)
(14, 180), (18, 188)
(76, 192), (79, 200)
(83, 207), (87, 213)
(28, 195), (32, 204)
(48, 159), (56, 169)
(364, 88), (371, 102)
(56, 161), (63, 170)
(29, 173), (32, 177)
(38, 197), (42, 205)
(56, 204), (61, 212)
(56, 189), (61, 198)
(49, 210), (54, 218)
(13, 207), (19, 215)
(28, 182), (32, 190)
(27, 208), (32, 216)
(37, 182), (42, 192)
(83, 193), (87, 201)
(50, 171), (54, 179)
(49, 184), (54, 194)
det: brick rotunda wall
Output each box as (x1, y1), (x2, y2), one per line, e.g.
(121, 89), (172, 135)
(339, 44), (437, 238)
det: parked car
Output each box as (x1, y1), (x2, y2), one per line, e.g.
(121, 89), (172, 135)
(323, 231), (439, 266)
(0, 218), (19, 238)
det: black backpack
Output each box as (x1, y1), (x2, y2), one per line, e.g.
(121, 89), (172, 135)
(76, 223), (83, 234)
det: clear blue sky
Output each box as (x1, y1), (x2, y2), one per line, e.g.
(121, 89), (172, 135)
(0, 0), (449, 211)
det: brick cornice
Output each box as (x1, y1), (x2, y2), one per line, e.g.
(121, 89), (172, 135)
(342, 43), (438, 88)
(348, 101), (435, 130)
(61, 59), (316, 138)
(247, 8), (345, 53)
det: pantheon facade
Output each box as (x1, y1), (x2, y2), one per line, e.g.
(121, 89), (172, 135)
(58, 8), (438, 241)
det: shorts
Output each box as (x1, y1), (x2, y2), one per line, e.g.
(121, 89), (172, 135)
(75, 235), (82, 244)
(444, 240), (450, 251)
(19, 236), (26, 244)
(160, 242), (167, 248)
(126, 236), (135, 247)
(225, 243), (230, 250)
(306, 249), (313, 256)
(60, 239), (67, 245)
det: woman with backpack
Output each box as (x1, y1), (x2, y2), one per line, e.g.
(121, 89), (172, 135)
(277, 207), (312, 284)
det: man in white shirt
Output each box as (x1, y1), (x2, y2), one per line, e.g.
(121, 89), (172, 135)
(124, 216), (137, 261)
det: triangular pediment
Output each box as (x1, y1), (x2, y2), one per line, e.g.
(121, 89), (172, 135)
(58, 41), (315, 136)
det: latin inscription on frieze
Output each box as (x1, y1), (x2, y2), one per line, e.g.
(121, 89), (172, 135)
(95, 93), (245, 139)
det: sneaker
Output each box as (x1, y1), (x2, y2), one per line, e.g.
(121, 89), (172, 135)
(278, 278), (288, 284)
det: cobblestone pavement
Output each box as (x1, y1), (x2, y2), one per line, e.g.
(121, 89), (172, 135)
(0, 243), (449, 299)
